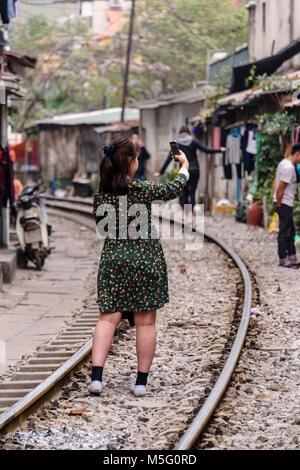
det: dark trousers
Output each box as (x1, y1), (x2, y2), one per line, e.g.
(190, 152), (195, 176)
(275, 204), (296, 262)
(182, 169), (200, 210)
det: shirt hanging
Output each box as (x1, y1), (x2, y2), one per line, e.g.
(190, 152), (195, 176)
(225, 134), (242, 165)
(246, 129), (257, 155)
(0, 1), (9, 24)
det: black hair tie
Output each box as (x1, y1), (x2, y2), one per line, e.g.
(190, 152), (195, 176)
(103, 145), (116, 157)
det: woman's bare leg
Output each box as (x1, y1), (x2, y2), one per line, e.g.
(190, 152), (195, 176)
(134, 310), (156, 372)
(92, 311), (122, 367)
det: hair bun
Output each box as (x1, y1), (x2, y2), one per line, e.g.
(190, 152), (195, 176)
(103, 145), (116, 157)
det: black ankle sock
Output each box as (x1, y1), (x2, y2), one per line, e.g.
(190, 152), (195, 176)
(91, 366), (103, 382)
(135, 371), (148, 386)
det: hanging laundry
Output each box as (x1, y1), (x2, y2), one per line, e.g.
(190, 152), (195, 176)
(246, 128), (257, 155)
(245, 152), (255, 174)
(236, 163), (242, 179)
(0, 1), (9, 24)
(221, 128), (232, 180)
(295, 127), (300, 144)
(0, 146), (15, 208)
(225, 132), (242, 165)
(7, 0), (16, 20)
(13, 0), (20, 16)
(222, 153), (232, 180)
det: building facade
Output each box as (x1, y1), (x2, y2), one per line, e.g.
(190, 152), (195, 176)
(15, 0), (131, 36)
(247, 0), (300, 71)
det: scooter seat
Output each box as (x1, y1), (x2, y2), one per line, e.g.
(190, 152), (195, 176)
(19, 183), (39, 198)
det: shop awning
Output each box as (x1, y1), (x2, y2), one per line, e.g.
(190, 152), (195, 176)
(11, 140), (38, 165)
(230, 37), (300, 93)
(219, 70), (300, 108)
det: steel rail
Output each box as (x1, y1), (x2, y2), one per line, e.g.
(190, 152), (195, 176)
(174, 232), (252, 450)
(0, 196), (252, 448)
(43, 197), (252, 449)
(44, 197), (252, 449)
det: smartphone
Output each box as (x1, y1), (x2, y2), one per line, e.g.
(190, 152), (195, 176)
(169, 141), (180, 162)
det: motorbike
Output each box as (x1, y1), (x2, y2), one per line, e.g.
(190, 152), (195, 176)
(13, 183), (53, 270)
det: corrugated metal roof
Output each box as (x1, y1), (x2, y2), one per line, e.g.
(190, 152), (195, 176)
(36, 107), (139, 127)
(131, 87), (215, 110)
(218, 69), (300, 108)
(93, 120), (139, 134)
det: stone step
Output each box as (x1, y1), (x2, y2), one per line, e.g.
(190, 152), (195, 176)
(50, 339), (85, 345)
(0, 248), (17, 283)
(36, 351), (73, 358)
(0, 397), (20, 407)
(11, 372), (52, 381)
(0, 381), (41, 390)
(28, 357), (69, 365)
(43, 346), (77, 352)
(63, 328), (93, 332)
(81, 315), (99, 318)
(19, 364), (60, 373)
(0, 389), (29, 398)
(57, 334), (90, 339)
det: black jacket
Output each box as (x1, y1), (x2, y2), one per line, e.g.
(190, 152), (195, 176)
(159, 133), (221, 174)
(135, 146), (150, 178)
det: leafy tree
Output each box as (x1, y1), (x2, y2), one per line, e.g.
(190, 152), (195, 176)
(9, 0), (247, 129)
(126, 0), (248, 100)
(9, 16), (110, 129)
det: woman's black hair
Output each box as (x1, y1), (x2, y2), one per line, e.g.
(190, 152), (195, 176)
(98, 136), (139, 194)
(179, 125), (191, 135)
(291, 143), (300, 155)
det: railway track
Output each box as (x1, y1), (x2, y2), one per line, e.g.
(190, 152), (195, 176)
(0, 194), (252, 450)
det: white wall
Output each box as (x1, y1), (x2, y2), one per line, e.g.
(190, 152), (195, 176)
(248, 0), (300, 71)
(140, 102), (241, 204)
(93, 1), (109, 34)
(141, 101), (201, 177)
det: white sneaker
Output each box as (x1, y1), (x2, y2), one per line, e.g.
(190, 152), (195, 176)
(130, 381), (147, 397)
(88, 380), (103, 395)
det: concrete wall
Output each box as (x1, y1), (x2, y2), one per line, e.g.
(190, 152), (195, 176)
(140, 102), (241, 204)
(248, 0), (300, 71)
(38, 126), (106, 180)
(141, 101), (202, 177)
(38, 124), (137, 180)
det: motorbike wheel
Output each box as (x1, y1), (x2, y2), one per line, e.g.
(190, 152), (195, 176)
(17, 249), (28, 269)
(34, 252), (44, 270)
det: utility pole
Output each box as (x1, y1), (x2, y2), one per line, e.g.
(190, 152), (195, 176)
(121, 0), (136, 123)
(0, 27), (9, 248)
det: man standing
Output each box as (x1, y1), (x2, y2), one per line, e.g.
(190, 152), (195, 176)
(273, 144), (300, 267)
(130, 133), (150, 181)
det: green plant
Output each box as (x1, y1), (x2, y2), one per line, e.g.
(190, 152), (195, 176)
(165, 168), (179, 182)
(294, 200), (300, 235)
(251, 134), (282, 214)
(256, 112), (296, 136)
(245, 64), (257, 88)
(253, 73), (300, 93)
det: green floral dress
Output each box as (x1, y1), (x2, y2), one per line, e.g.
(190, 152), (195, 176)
(93, 171), (188, 315)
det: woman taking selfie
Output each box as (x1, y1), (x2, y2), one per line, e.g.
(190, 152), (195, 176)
(89, 136), (189, 397)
